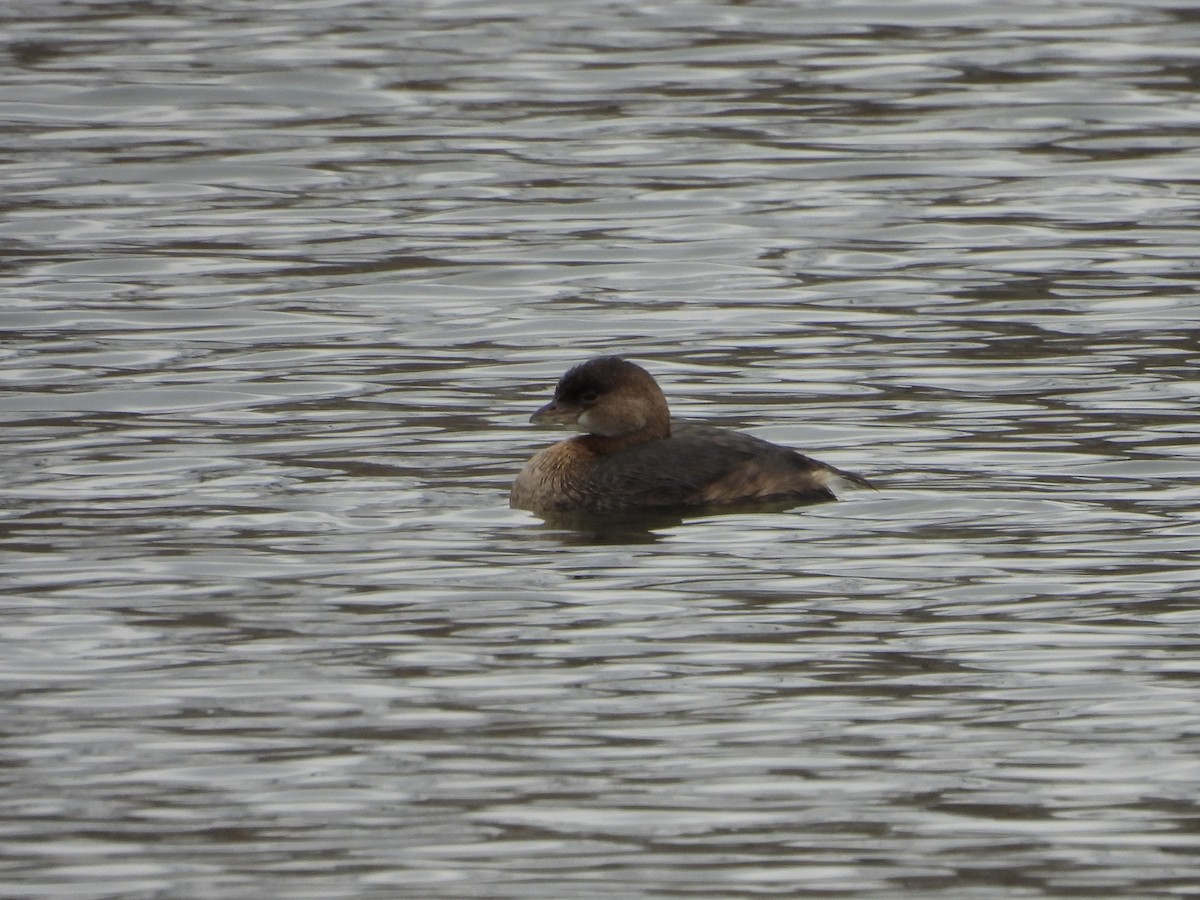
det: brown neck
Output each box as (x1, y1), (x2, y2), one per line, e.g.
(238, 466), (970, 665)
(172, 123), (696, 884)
(578, 418), (670, 455)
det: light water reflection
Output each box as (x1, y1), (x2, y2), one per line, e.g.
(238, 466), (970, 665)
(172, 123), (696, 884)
(4, 0), (1200, 897)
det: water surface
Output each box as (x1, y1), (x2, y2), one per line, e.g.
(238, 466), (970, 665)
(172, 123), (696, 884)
(3, 1), (1200, 897)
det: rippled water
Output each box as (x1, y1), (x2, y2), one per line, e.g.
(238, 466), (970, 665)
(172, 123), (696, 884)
(4, 1), (1200, 897)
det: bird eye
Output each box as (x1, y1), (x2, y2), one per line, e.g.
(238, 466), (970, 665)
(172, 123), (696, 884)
(580, 389), (599, 404)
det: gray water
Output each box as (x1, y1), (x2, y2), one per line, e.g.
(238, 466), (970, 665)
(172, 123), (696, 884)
(4, 1), (1200, 897)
